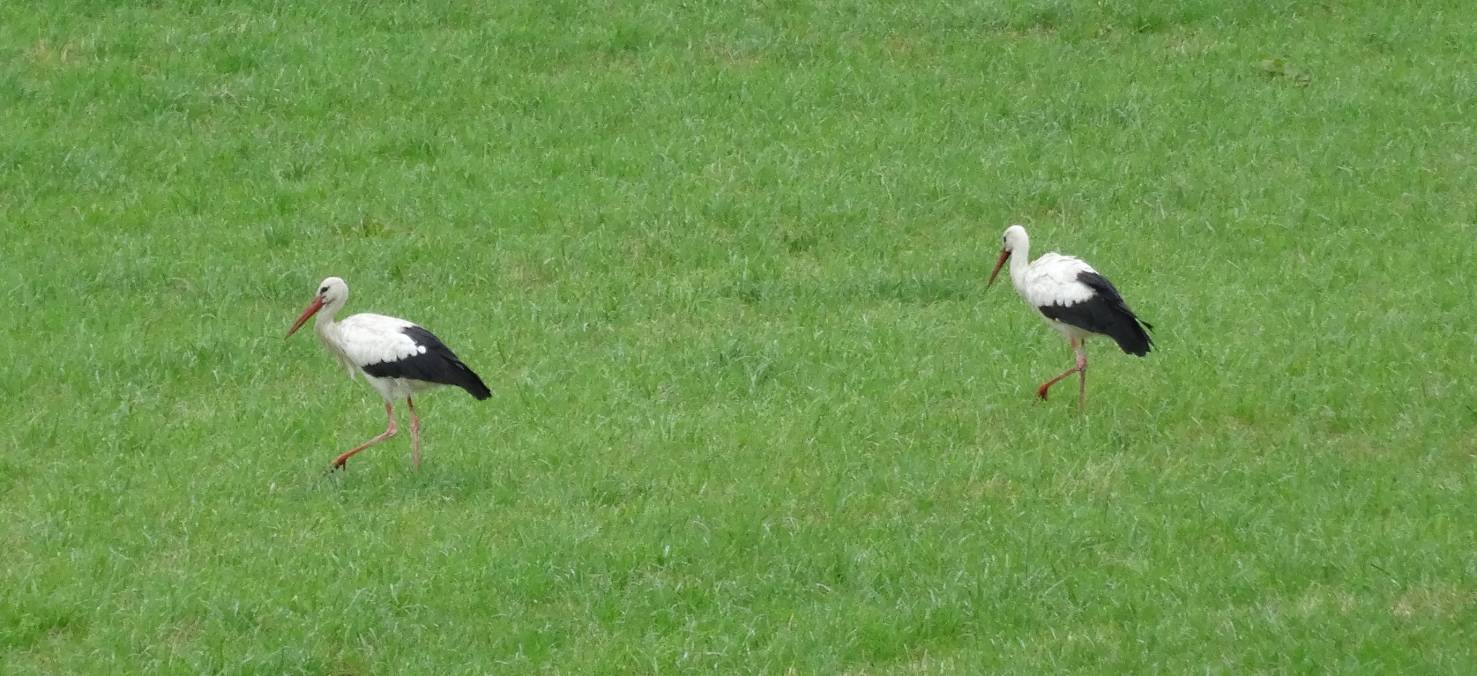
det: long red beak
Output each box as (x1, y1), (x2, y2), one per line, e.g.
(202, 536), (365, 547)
(286, 296), (324, 338)
(987, 249), (1010, 288)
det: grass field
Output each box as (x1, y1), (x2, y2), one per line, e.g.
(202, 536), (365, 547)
(4, 0), (1476, 672)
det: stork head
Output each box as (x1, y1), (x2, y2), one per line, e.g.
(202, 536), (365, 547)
(988, 225), (1028, 287)
(286, 276), (348, 338)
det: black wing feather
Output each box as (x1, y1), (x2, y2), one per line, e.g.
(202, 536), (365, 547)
(1037, 271), (1154, 356)
(361, 326), (492, 400)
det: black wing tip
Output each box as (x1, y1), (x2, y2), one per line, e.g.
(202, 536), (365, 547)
(1122, 321), (1154, 356)
(465, 380), (492, 400)
(457, 357), (492, 399)
(452, 362), (492, 400)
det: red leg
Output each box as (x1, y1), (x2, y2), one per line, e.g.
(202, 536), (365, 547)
(407, 397), (422, 470)
(331, 402), (397, 470)
(1037, 338), (1086, 402)
(1075, 339), (1088, 410)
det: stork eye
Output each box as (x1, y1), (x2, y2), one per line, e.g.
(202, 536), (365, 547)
(319, 286), (328, 294)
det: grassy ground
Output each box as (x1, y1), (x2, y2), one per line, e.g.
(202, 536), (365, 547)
(4, 0), (1475, 672)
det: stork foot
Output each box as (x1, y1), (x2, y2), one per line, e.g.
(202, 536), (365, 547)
(330, 448), (360, 470)
(1035, 364), (1082, 403)
(324, 402), (397, 473)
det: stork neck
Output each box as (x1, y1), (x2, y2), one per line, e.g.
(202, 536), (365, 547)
(1008, 239), (1031, 289)
(313, 297), (345, 337)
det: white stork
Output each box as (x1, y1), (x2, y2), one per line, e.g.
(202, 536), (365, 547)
(286, 277), (490, 470)
(988, 225), (1153, 408)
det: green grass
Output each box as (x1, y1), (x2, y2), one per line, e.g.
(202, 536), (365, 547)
(4, 0), (1476, 671)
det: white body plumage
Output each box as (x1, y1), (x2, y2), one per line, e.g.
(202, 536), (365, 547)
(315, 311), (440, 401)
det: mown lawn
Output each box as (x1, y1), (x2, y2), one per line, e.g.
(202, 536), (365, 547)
(3, 1), (1475, 672)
